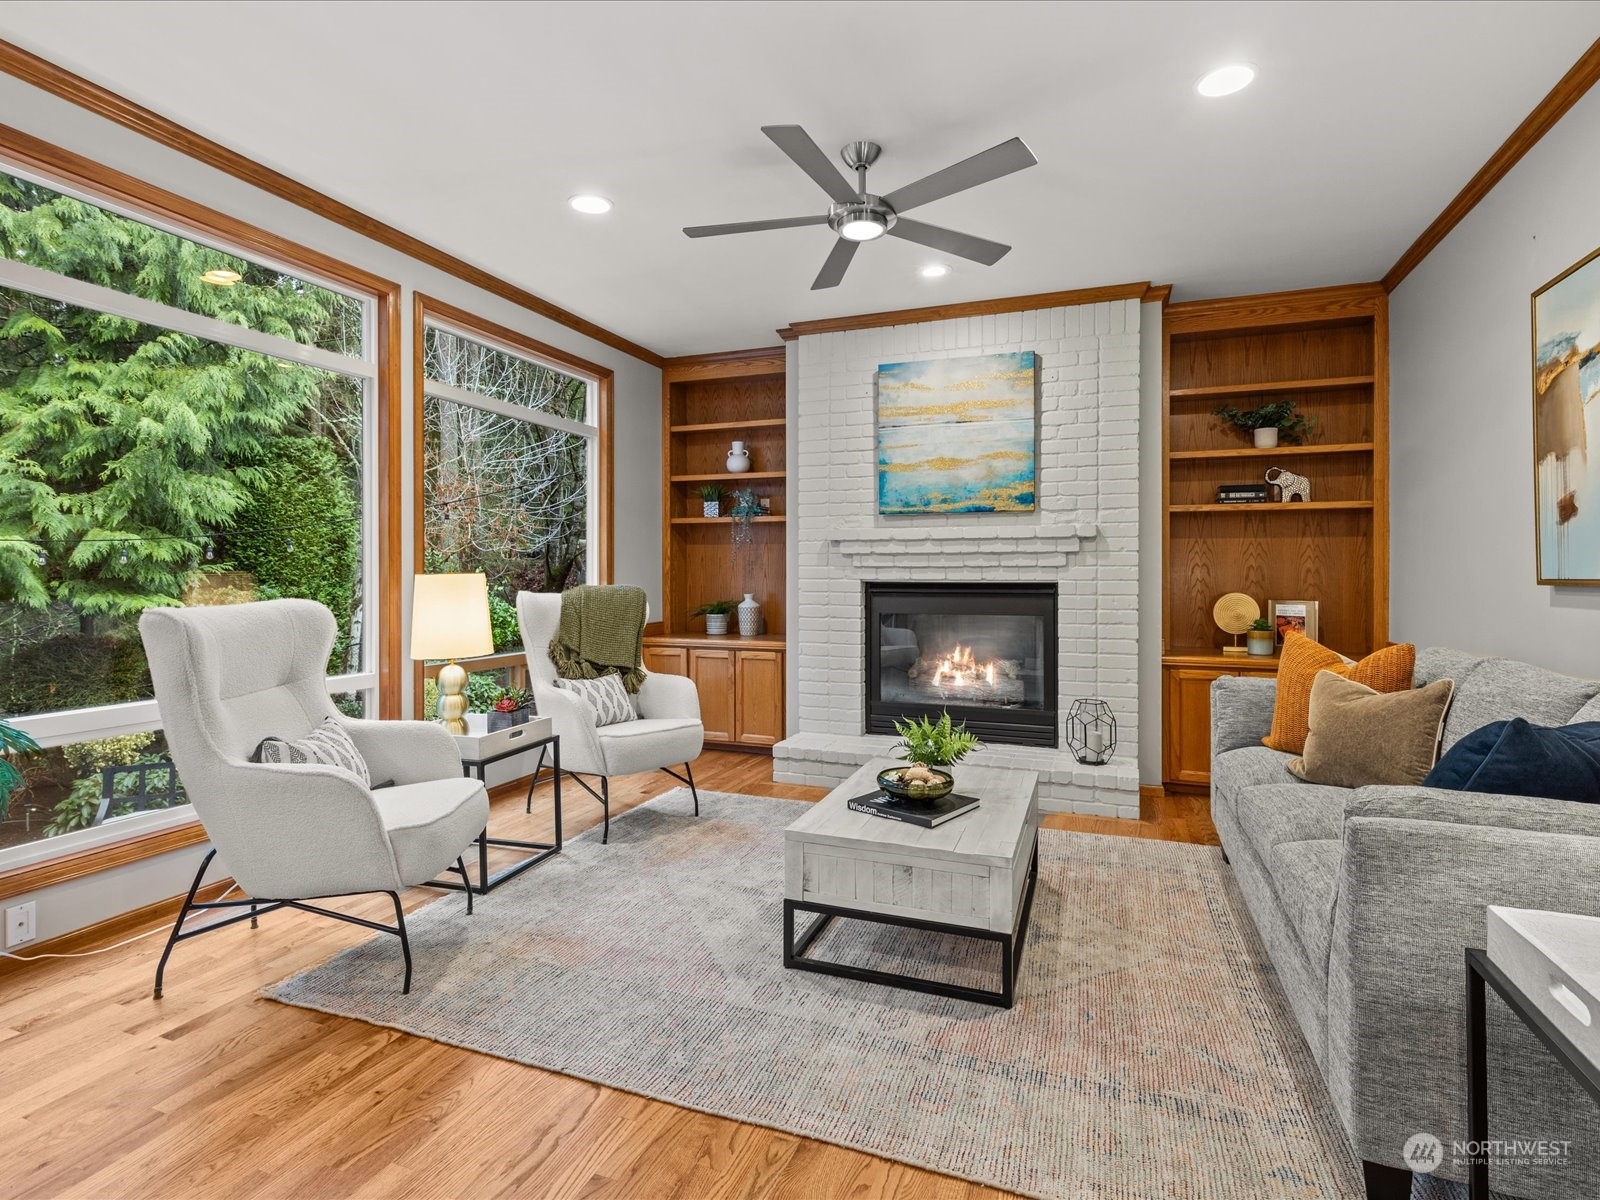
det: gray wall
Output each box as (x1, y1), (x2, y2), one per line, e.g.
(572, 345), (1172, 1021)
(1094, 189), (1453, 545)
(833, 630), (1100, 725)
(1138, 300), (1163, 786)
(1390, 86), (1600, 676)
(0, 72), (662, 943)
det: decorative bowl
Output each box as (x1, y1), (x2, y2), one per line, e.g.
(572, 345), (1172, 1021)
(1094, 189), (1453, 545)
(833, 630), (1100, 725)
(876, 765), (955, 804)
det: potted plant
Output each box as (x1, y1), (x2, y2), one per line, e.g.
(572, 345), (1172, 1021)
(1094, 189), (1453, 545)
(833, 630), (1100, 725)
(692, 599), (737, 636)
(487, 685), (532, 731)
(878, 711), (982, 802)
(1246, 617), (1276, 656)
(0, 718), (39, 821)
(697, 484), (722, 518)
(1214, 398), (1318, 449)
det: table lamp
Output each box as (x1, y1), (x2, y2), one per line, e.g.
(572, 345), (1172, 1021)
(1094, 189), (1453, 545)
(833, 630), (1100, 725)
(410, 573), (495, 734)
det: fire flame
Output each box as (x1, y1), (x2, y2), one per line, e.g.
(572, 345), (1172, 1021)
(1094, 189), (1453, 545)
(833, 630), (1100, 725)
(931, 644), (999, 689)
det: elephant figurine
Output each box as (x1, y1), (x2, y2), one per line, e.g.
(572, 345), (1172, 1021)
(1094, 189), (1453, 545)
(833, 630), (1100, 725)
(1265, 466), (1311, 502)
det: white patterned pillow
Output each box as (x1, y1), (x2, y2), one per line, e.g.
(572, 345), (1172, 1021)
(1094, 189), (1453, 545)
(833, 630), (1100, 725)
(252, 717), (372, 787)
(555, 674), (634, 726)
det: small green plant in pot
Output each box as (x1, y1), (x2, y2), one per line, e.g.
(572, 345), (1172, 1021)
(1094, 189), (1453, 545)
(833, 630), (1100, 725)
(696, 484), (722, 519)
(1214, 398), (1318, 449)
(692, 599), (737, 636)
(1246, 616), (1276, 656)
(878, 711), (982, 803)
(487, 685), (532, 731)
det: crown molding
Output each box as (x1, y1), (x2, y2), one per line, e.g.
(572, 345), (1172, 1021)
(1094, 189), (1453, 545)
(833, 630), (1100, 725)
(777, 281), (1152, 340)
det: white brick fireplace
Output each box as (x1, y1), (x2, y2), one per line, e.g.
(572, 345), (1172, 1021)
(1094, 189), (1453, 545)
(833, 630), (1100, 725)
(774, 298), (1143, 818)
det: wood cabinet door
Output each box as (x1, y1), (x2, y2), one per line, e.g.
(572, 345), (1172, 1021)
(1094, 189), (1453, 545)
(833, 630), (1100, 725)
(734, 650), (784, 747)
(1164, 667), (1226, 787)
(688, 648), (735, 743)
(642, 645), (688, 676)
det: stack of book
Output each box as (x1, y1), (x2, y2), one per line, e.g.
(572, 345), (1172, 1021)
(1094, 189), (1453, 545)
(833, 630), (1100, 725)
(847, 790), (981, 828)
(1216, 483), (1271, 504)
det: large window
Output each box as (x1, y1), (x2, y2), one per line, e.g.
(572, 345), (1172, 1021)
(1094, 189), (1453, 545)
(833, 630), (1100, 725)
(0, 164), (382, 858)
(420, 312), (599, 667)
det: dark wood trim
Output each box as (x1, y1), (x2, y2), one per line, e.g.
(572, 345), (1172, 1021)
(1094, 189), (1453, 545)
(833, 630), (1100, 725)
(0, 38), (665, 367)
(0, 877), (234, 977)
(410, 294), (618, 704)
(1143, 283), (1173, 305)
(0, 822), (209, 903)
(1383, 38), (1600, 292)
(661, 346), (787, 369)
(662, 348), (787, 383)
(778, 282), (1151, 339)
(1138, 785), (1166, 823)
(1165, 282), (1386, 334)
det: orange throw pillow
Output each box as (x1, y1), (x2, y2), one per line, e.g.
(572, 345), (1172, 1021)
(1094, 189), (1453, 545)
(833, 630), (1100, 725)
(1262, 634), (1416, 754)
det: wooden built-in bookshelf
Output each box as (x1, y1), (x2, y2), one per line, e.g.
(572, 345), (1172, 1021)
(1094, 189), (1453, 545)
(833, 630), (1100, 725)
(1161, 284), (1389, 787)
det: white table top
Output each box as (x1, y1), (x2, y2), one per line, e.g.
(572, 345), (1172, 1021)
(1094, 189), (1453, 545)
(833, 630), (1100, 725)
(786, 758), (1039, 869)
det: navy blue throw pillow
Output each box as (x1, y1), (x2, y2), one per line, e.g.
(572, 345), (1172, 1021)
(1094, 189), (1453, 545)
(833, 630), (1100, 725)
(1422, 719), (1600, 803)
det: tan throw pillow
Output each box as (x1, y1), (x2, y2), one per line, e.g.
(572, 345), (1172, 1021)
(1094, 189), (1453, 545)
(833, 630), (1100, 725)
(1288, 671), (1455, 788)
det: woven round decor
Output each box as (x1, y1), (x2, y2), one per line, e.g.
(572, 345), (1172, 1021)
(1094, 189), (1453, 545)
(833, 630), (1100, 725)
(1212, 591), (1261, 636)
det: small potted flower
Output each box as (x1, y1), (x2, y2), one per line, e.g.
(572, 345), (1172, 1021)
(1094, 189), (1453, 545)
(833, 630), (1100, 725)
(1214, 399), (1318, 449)
(1246, 617), (1276, 656)
(487, 686), (532, 731)
(692, 599), (737, 636)
(697, 484), (722, 518)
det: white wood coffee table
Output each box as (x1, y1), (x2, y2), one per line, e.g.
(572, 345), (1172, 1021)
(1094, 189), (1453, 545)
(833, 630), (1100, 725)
(783, 758), (1040, 1008)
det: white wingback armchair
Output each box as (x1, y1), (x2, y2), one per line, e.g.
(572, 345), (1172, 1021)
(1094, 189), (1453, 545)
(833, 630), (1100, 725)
(140, 598), (488, 997)
(517, 591), (703, 843)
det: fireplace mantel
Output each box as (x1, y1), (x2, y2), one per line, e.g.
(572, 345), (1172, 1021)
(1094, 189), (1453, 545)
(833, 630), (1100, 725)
(829, 522), (1096, 572)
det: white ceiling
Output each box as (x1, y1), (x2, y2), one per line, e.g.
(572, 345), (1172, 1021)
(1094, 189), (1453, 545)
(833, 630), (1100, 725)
(2, 1), (1598, 357)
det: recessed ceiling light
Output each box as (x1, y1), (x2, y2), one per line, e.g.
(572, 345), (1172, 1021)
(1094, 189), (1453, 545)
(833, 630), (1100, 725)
(569, 194), (613, 215)
(1197, 63), (1256, 97)
(199, 268), (242, 286)
(920, 263), (951, 279)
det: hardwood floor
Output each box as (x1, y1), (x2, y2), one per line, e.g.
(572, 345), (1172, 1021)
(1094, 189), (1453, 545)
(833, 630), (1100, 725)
(0, 751), (1217, 1200)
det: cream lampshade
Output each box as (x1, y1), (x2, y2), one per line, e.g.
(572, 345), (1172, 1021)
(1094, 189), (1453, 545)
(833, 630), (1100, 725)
(410, 573), (495, 734)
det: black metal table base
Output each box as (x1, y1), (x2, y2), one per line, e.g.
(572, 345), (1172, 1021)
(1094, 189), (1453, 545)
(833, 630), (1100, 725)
(783, 837), (1038, 1009)
(424, 734), (562, 896)
(1466, 946), (1600, 1198)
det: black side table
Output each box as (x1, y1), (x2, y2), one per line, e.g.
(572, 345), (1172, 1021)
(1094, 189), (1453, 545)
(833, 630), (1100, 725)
(424, 728), (562, 896)
(1465, 947), (1600, 1197)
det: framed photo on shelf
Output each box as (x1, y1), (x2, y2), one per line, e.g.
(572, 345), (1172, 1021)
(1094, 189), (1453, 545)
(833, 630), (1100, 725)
(1267, 599), (1319, 646)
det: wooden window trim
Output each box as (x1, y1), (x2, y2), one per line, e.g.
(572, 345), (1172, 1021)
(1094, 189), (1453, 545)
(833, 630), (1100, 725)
(0, 124), (403, 892)
(411, 294), (616, 710)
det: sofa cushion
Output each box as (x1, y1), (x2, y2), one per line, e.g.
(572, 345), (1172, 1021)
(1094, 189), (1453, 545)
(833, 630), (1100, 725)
(1414, 646), (1487, 688)
(1211, 745), (1300, 813)
(1442, 657), (1600, 750)
(1263, 636), (1416, 755)
(1266, 839), (1343, 970)
(1234, 782), (1349, 864)
(1288, 673), (1454, 788)
(1424, 719), (1600, 803)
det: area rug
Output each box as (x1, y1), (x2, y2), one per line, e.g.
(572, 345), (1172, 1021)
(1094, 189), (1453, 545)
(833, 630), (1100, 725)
(270, 790), (1367, 1199)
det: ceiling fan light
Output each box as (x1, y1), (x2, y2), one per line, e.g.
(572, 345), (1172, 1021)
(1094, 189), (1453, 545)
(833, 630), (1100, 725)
(839, 216), (886, 242)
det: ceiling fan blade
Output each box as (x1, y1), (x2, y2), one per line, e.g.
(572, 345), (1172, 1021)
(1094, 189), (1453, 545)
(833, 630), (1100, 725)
(881, 137), (1037, 214)
(811, 238), (859, 290)
(762, 125), (859, 205)
(887, 217), (1011, 266)
(683, 214), (828, 238)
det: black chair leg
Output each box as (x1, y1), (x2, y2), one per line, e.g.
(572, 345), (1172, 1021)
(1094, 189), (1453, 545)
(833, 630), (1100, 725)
(600, 776), (610, 845)
(455, 856), (474, 914)
(389, 892), (413, 995)
(153, 848), (215, 1000)
(685, 761), (699, 816)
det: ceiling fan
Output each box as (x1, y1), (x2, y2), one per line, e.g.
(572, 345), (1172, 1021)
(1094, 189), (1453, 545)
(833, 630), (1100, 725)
(683, 125), (1038, 290)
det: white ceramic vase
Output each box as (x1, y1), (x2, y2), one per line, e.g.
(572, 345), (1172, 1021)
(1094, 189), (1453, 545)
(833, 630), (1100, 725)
(738, 593), (761, 637)
(726, 441), (752, 473)
(1253, 427), (1279, 449)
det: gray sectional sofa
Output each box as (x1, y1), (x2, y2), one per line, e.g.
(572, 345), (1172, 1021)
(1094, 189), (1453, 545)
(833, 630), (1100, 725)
(1210, 647), (1600, 1199)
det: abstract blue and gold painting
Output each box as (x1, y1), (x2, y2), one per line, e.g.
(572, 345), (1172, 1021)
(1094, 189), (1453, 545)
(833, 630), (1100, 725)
(876, 351), (1037, 514)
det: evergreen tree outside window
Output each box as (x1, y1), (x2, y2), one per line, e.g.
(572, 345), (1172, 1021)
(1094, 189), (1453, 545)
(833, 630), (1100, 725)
(0, 165), (377, 855)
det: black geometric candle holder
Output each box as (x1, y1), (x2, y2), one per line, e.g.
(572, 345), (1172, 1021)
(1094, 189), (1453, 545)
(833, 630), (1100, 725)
(1066, 699), (1117, 765)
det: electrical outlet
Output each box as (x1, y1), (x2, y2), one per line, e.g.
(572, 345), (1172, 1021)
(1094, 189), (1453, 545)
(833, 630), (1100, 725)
(4, 902), (36, 948)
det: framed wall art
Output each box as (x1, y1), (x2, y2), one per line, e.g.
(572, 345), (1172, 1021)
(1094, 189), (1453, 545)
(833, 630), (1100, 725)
(1533, 244), (1600, 585)
(876, 351), (1037, 515)
(1267, 599), (1319, 646)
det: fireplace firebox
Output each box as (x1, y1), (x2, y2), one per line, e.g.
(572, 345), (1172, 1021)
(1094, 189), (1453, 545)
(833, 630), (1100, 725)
(865, 583), (1057, 748)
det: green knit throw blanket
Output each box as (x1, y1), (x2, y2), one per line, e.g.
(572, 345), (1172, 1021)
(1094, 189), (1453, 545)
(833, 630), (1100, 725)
(548, 584), (647, 694)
